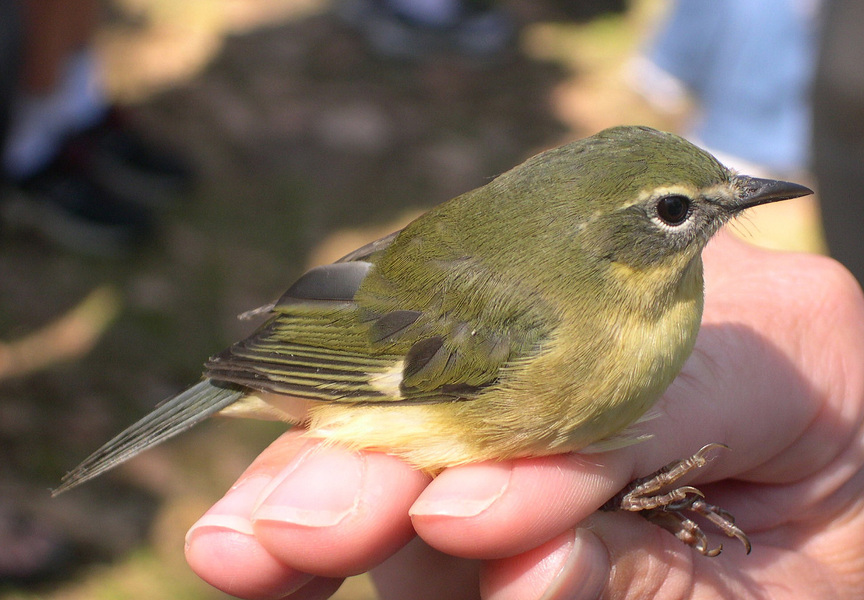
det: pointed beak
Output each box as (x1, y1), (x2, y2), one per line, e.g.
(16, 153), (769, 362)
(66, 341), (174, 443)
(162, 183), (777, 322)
(732, 176), (813, 212)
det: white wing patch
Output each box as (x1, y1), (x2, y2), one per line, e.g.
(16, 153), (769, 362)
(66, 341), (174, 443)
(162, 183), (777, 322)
(368, 360), (405, 398)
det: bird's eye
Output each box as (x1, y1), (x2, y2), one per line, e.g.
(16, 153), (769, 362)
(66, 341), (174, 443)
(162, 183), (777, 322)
(656, 195), (691, 226)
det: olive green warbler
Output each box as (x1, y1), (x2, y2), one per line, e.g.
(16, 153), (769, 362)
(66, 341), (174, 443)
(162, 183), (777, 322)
(54, 126), (811, 553)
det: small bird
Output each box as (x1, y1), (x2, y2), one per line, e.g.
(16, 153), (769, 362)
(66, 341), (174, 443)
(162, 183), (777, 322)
(54, 126), (811, 554)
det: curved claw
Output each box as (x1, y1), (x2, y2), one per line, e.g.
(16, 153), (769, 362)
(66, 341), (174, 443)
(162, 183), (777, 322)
(699, 442), (730, 452)
(736, 531), (752, 555)
(689, 498), (752, 555)
(666, 486), (706, 510)
(690, 442), (731, 466)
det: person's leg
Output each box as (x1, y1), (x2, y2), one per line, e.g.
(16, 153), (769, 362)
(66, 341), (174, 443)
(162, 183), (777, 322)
(1, 0), (194, 255)
(4, 0), (108, 179)
(812, 0), (864, 284)
(19, 0), (99, 94)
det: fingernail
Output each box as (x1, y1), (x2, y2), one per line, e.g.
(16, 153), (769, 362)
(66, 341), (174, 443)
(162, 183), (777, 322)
(539, 529), (608, 600)
(252, 445), (364, 528)
(185, 474), (273, 546)
(409, 462), (512, 518)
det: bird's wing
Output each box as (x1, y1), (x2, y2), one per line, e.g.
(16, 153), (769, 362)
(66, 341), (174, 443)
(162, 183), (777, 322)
(205, 234), (557, 404)
(204, 262), (410, 402)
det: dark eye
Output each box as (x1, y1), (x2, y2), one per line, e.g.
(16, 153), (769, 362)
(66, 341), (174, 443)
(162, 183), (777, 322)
(656, 195), (691, 226)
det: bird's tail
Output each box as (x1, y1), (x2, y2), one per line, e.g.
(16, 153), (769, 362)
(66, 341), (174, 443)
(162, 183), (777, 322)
(52, 380), (244, 496)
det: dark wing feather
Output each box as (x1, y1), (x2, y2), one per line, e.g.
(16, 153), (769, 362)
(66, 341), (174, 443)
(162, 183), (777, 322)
(278, 261), (372, 305)
(205, 235), (556, 404)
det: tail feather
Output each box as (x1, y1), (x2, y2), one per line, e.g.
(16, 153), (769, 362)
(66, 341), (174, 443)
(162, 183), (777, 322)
(52, 380), (244, 496)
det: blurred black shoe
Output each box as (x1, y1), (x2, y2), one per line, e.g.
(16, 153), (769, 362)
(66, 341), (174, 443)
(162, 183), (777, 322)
(340, 0), (514, 61)
(59, 107), (195, 209)
(0, 157), (154, 257)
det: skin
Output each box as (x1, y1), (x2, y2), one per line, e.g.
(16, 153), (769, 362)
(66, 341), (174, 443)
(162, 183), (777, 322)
(185, 233), (864, 600)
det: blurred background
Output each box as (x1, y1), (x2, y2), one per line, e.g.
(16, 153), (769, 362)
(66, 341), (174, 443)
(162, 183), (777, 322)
(0, 0), (841, 597)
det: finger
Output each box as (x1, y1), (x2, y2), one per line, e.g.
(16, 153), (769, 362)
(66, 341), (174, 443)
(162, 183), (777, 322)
(483, 508), (845, 600)
(282, 577), (346, 600)
(569, 510), (830, 600)
(371, 537), (481, 600)
(185, 431), (320, 599)
(250, 436), (430, 577)
(481, 528), (609, 600)
(410, 453), (629, 559)
(480, 512), (735, 600)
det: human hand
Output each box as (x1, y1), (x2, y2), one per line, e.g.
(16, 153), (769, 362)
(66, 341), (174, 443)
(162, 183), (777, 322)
(185, 233), (864, 599)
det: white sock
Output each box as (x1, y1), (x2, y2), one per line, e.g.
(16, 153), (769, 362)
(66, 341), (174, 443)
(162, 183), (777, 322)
(57, 49), (108, 132)
(2, 49), (108, 179)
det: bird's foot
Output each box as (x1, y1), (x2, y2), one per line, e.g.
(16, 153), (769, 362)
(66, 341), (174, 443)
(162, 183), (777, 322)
(601, 443), (751, 557)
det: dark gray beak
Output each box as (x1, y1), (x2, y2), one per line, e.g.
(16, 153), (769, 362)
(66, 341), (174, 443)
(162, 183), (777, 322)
(733, 176), (813, 212)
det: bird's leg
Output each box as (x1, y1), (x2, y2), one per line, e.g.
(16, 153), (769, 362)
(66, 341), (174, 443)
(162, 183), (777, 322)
(600, 443), (751, 556)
